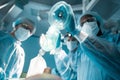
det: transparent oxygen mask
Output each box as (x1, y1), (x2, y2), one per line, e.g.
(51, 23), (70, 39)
(48, 1), (74, 30)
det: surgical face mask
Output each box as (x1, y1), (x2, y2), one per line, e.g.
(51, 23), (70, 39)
(66, 40), (78, 51)
(15, 27), (31, 41)
(81, 21), (99, 36)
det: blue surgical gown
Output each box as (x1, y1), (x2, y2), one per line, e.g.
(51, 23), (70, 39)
(0, 31), (25, 78)
(54, 33), (120, 80)
(54, 47), (81, 80)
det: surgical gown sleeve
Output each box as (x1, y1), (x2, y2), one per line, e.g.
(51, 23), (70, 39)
(5, 43), (25, 78)
(54, 48), (77, 80)
(80, 34), (120, 80)
(0, 31), (16, 69)
(0, 31), (24, 78)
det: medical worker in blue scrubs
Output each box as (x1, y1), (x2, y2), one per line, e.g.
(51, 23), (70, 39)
(64, 11), (120, 80)
(0, 17), (36, 79)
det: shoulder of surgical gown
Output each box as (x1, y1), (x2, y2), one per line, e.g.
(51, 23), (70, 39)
(80, 33), (120, 80)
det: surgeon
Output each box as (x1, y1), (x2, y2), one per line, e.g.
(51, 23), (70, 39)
(0, 17), (36, 79)
(63, 11), (120, 80)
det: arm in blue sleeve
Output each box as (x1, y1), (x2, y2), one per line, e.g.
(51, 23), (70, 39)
(80, 35), (120, 80)
(54, 49), (77, 80)
(0, 67), (6, 80)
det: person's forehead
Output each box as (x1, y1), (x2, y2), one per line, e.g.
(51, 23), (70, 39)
(21, 22), (33, 29)
(81, 14), (94, 21)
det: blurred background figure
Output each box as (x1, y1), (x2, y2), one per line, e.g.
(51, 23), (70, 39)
(104, 19), (120, 34)
(0, 17), (36, 79)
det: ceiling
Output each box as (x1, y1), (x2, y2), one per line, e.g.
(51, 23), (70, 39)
(0, 0), (120, 37)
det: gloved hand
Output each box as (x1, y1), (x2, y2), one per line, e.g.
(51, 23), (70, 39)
(81, 22), (99, 36)
(0, 67), (6, 80)
(74, 31), (88, 43)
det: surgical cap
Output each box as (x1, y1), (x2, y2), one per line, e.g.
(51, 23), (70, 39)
(79, 11), (105, 34)
(48, 1), (75, 30)
(12, 17), (36, 34)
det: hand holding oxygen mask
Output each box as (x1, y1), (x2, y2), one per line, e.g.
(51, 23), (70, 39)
(40, 1), (75, 52)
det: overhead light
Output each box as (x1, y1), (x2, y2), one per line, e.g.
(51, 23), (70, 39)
(82, 0), (99, 13)
(0, 3), (9, 9)
(8, 5), (22, 18)
(72, 4), (82, 11)
(0, 0), (15, 9)
(86, 0), (99, 10)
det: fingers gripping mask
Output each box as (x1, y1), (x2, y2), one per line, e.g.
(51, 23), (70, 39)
(15, 27), (31, 41)
(66, 41), (78, 51)
(81, 22), (99, 36)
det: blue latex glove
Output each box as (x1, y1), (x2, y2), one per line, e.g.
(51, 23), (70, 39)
(0, 68), (5, 80)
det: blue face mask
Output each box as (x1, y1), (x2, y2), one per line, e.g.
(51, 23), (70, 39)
(66, 40), (78, 51)
(81, 21), (99, 36)
(15, 27), (31, 41)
